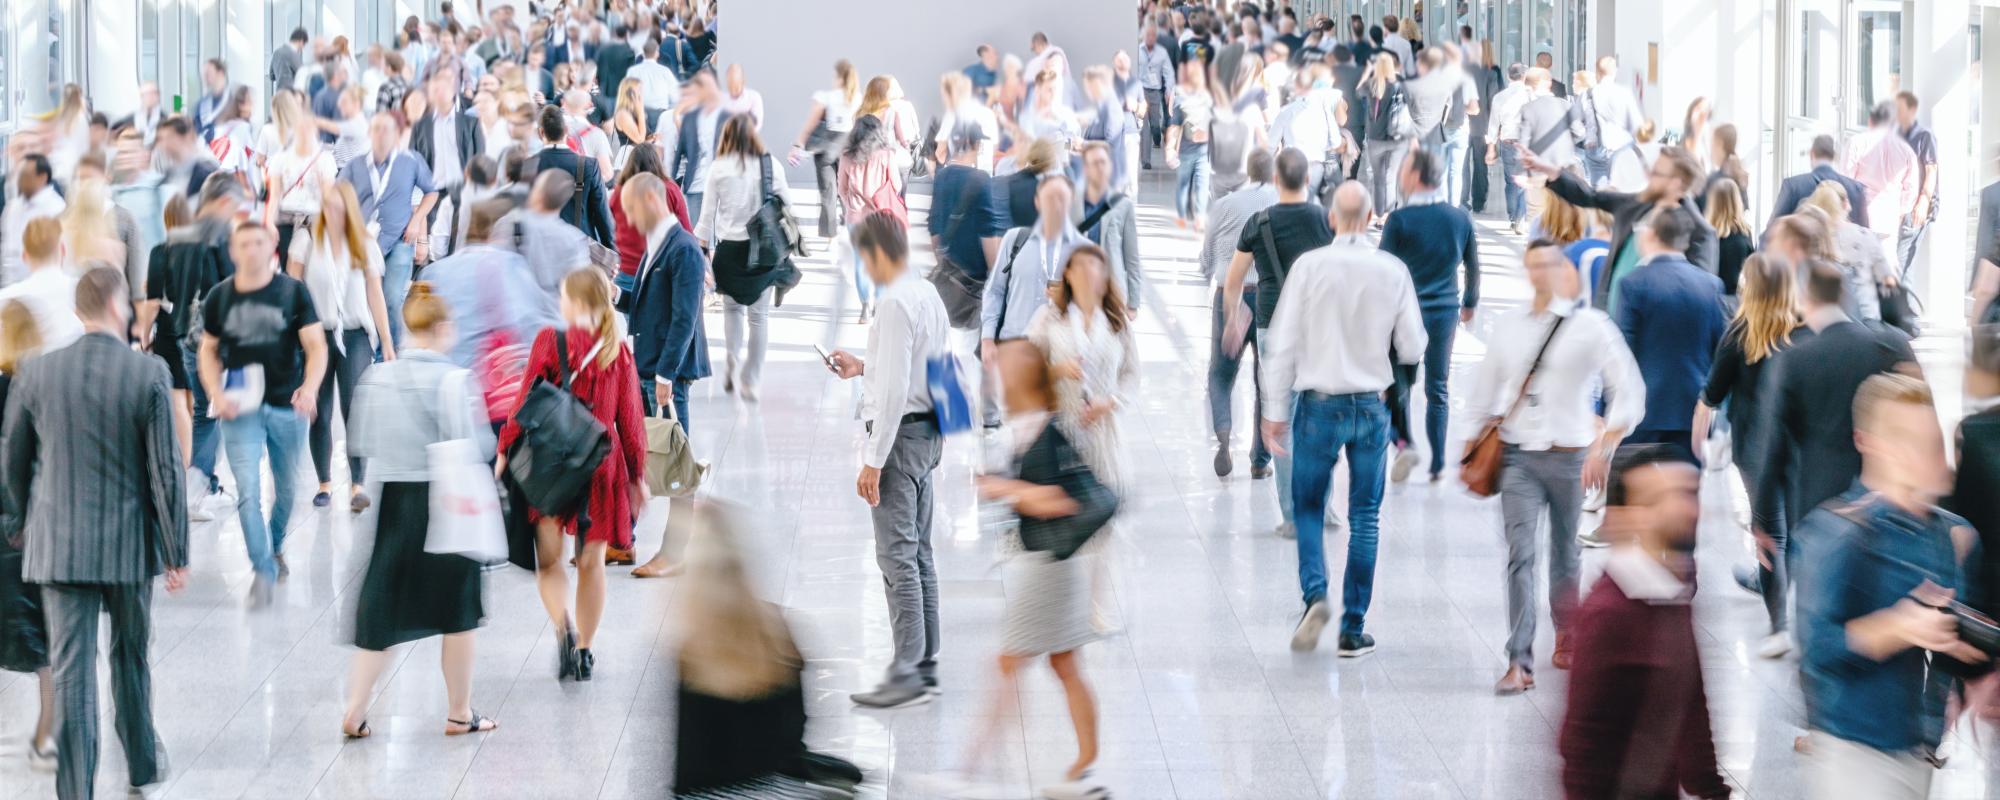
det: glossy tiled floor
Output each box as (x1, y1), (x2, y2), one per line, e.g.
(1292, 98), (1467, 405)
(0, 169), (1992, 799)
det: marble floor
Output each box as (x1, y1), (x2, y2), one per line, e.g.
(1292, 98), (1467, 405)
(0, 169), (1993, 800)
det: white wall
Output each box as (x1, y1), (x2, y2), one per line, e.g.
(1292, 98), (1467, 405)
(720, 0), (1135, 181)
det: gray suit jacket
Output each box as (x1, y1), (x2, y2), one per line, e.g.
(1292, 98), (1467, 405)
(4, 332), (187, 584)
(1072, 191), (1144, 311)
(1516, 95), (1577, 167)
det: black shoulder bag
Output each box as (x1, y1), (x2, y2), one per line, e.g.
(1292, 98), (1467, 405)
(927, 174), (993, 329)
(506, 332), (612, 523)
(1015, 422), (1120, 560)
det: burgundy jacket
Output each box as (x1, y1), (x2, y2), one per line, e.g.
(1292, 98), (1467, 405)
(1559, 563), (1731, 800)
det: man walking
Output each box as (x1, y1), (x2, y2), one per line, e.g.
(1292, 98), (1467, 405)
(4, 267), (188, 800)
(831, 213), (951, 709)
(1137, 27), (1176, 171)
(1841, 102), (1920, 258)
(340, 112), (438, 350)
(1380, 149), (1479, 483)
(1570, 56), (1644, 188)
(1524, 146), (1716, 311)
(1611, 206), (1727, 467)
(1263, 182), (1426, 657)
(670, 70), (731, 224)
(1770, 134), (1869, 230)
(1893, 92), (1939, 279)
(1486, 64), (1530, 232)
(622, 173), (710, 425)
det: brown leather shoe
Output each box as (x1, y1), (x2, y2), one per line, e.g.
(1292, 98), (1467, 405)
(1494, 665), (1535, 695)
(605, 547), (636, 566)
(1552, 632), (1575, 671)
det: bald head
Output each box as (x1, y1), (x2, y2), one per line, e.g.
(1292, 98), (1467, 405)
(1330, 181), (1372, 234)
(620, 172), (667, 231)
(530, 170), (576, 213)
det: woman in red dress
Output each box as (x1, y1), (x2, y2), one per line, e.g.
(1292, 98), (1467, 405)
(495, 269), (647, 682)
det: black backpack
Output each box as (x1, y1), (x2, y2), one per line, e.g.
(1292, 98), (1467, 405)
(745, 154), (807, 269)
(506, 332), (611, 522)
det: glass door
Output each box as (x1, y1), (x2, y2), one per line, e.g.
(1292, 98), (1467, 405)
(1780, 0), (1844, 174)
(1847, 0), (1902, 130)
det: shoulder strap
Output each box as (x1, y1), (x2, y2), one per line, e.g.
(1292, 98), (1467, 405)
(1077, 193), (1124, 235)
(1502, 315), (1569, 419)
(759, 153), (773, 198)
(1256, 212), (1286, 283)
(993, 228), (1033, 336)
(554, 328), (573, 390)
(938, 171), (987, 244)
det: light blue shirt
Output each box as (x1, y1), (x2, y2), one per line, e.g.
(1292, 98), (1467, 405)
(420, 245), (559, 367)
(982, 223), (1084, 341)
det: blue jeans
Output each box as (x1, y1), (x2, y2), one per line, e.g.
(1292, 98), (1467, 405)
(1497, 142), (1527, 223)
(848, 223), (876, 308)
(1206, 288), (1268, 470)
(1175, 148), (1211, 222)
(220, 406), (306, 581)
(1389, 307), (1458, 476)
(382, 242), (415, 350)
(1290, 391), (1389, 636)
(684, 192), (705, 233)
(179, 346), (220, 492)
(1439, 126), (1469, 210)
(640, 375), (691, 433)
(1581, 146), (1613, 187)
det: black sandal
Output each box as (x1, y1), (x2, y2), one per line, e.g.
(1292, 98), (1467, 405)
(445, 713), (497, 736)
(341, 720), (371, 739)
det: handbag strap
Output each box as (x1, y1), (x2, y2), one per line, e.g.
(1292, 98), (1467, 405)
(554, 328), (573, 390)
(1076, 193), (1123, 237)
(1500, 314), (1569, 421)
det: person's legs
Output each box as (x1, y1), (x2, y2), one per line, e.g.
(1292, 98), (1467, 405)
(532, 519), (572, 630)
(1289, 394), (1339, 606)
(103, 582), (162, 785)
(1498, 142), (1526, 223)
(813, 152), (841, 238)
(911, 425), (944, 677)
(1896, 216), (1928, 281)
(1338, 397), (1391, 638)
(43, 585), (103, 800)
(263, 407), (307, 560)
(1144, 89), (1165, 164)
(1206, 289), (1244, 453)
(722, 295), (746, 385)
(1539, 450), (1586, 638)
(1175, 154), (1197, 221)
(741, 287), (772, 393)
(382, 243), (414, 350)
(683, 192), (704, 232)
(1047, 650), (1098, 780)
(865, 424), (932, 695)
(181, 347), (219, 492)
(1468, 136), (1490, 211)
(338, 328), (371, 485)
(309, 329), (342, 487)
(849, 224), (875, 310)
(1582, 146), (1611, 187)
(574, 539), (608, 649)
(34, 667), (54, 752)
(1189, 151), (1212, 224)
(1442, 126), (1468, 210)
(672, 381), (691, 433)
(343, 648), (391, 732)
(1421, 307), (1457, 477)
(220, 412), (277, 580)
(1498, 450), (1548, 668)
(1246, 317), (1269, 471)
(440, 631), (479, 722)
(1262, 326), (1294, 524)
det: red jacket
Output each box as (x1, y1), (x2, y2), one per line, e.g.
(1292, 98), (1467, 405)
(612, 175), (693, 276)
(497, 327), (647, 548)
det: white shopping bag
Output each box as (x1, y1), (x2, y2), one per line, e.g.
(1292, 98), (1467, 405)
(424, 369), (507, 562)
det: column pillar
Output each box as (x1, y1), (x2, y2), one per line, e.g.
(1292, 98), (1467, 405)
(1982, 7), (1999, 189)
(88, 0), (141, 116)
(14, 0), (59, 118)
(222, 0), (265, 115)
(1910, 0), (1970, 331)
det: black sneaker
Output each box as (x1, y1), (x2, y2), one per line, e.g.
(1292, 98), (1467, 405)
(1251, 463), (1273, 480)
(1337, 633), (1376, 658)
(312, 491), (331, 508)
(851, 684), (932, 709)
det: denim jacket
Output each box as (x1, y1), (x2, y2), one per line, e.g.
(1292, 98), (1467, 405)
(347, 350), (495, 482)
(1798, 482), (1975, 753)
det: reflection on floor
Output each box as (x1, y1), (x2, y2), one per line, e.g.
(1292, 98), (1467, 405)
(0, 170), (1989, 799)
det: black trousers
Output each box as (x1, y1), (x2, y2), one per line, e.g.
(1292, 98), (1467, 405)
(46, 582), (163, 799)
(309, 327), (373, 485)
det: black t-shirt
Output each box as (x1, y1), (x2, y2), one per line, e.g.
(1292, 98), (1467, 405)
(1235, 201), (1333, 327)
(201, 275), (320, 409)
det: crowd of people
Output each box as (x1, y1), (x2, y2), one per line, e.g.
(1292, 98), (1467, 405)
(0, 0), (1995, 797)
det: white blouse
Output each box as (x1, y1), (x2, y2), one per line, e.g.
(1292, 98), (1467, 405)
(289, 230), (385, 346)
(268, 146), (337, 218)
(694, 154), (789, 244)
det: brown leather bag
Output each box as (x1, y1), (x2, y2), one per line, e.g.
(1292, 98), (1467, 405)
(1460, 315), (1568, 497)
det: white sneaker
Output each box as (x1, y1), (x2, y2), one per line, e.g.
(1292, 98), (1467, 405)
(1582, 486), (1605, 513)
(1291, 600), (1332, 652)
(1390, 448), (1420, 483)
(1757, 632), (1793, 659)
(188, 498), (214, 523)
(1274, 522), (1296, 539)
(27, 739), (55, 772)
(1041, 774), (1110, 800)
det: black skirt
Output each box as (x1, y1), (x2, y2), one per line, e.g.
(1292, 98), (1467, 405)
(354, 482), (486, 651)
(0, 540), (47, 673)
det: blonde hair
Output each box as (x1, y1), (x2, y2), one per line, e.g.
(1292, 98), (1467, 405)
(271, 91), (304, 145)
(834, 59), (860, 105)
(1365, 53), (1398, 97)
(311, 182), (373, 271)
(1020, 137), (1063, 176)
(0, 301), (42, 374)
(561, 268), (621, 369)
(675, 502), (802, 700)
(21, 217), (61, 264)
(59, 179), (120, 265)
(857, 75), (893, 118)
(55, 84), (86, 130)
(1705, 177), (1751, 239)
(1537, 181), (1604, 243)
(403, 281), (449, 334)
(1802, 180), (1850, 223)
(615, 78), (648, 141)
(1853, 372), (1934, 435)
(1733, 254), (1799, 364)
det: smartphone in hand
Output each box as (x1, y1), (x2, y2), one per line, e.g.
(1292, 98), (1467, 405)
(812, 344), (840, 373)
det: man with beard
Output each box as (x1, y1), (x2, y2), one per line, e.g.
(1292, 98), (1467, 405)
(1522, 145), (1717, 313)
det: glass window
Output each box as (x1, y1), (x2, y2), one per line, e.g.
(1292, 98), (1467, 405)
(140, 0), (161, 84)
(1503, 0), (1523, 69)
(1532, 0), (1557, 77)
(0, 19), (12, 126)
(182, 1), (202, 104)
(1568, 0), (1587, 77)
(1851, 3), (1901, 129)
(1791, 0), (1838, 120)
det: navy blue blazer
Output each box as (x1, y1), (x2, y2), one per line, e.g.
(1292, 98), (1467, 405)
(671, 108), (734, 194)
(630, 224), (712, 383)
(1768, 163), (1869, 232)
(1614, 254), (1727, 434)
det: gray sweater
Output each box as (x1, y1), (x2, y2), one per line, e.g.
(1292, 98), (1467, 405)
(347, 349), (495, 482)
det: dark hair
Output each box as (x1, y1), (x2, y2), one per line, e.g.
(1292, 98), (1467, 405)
(531, 169), (577, 211)
(73, 267), (128, 320)
(716, 114), (764, 160)
(502, 148), (528, 184)
(1332, 44), (1353, 63)
(1369, 24), (1384, 45)
(19, 154), (50, 181)
(88, 112), (109, 128)
(1896, 90), (1920, 111)
(465, 154), (497, 188)
(537, 104), (567, 142)
(1052, 244), (1130, 333)
(1525, 237), (1565, 254)
(1383, 16), (1400, 31)
(1810, 134), (1840, 162)
(204, 57), (226, 74)
(159, 115), (192, 137)
(1506, 63), (1527, 81)
(1246, 149), (1275, 184)
(1403, 148), (1441, 188)
(1647, 205), (1695, 251)
(616, 143), (668, 186)
(841, 114), (891, 161)
(851, 210), (908, 264)
(1868, 101), (1894, 126)
(290, 27), (309, 43)
(1275, 147), (1310, 191)
(1605, 444), (1684, 506)
(1803, 257), (1846, 306)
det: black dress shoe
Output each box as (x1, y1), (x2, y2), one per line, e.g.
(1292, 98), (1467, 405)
(557, 623), (579, 680)
(576, 648), (594, 681)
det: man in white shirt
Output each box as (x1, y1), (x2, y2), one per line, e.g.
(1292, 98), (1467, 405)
(1261, 181), (1425, 658)
(0, 218), (84, 349)
(1465, 239), (1642, 695)
(1271, 66), (1343, 193)
(1841, 102), (1922, 249)
(722, 64), (764, 130)
(1136, 26), (1176, 170)
(829, 213), (950, 711)
(628, 41), (680, 118)
(0, 156), (67, 287)
(1484, 64), (1532, 230)
(509, 171), (592, 299)
(135, 83), (165, 148)
(1571, 56), (1644, 187)
(1380, 15), (1415, 77)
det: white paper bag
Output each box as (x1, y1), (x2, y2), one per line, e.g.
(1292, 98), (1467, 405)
(424, 370), (507, 562)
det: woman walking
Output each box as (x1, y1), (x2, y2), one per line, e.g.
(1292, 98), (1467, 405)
(1028, 244), (1137, 632)
(266, 96), (338, 265)
(1359, 52), (1410, 220)
(1163, 61), (1214, 230)
(1704, 178), (1755, 297)
(341, 284), (496, 738)
(835, 115), (906, 322)
(1695, 255), (1800, 659)
(788, 60), (862, 239)
(857, 76), (921, 186)
(1698, 123), (1750, 212)
(495, 270), (646, 682)
(697, 116), (790, 396)
(0, 302), (55, 770)
(288, 182), (396, 512)
(1798, 184), (1888, 321)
